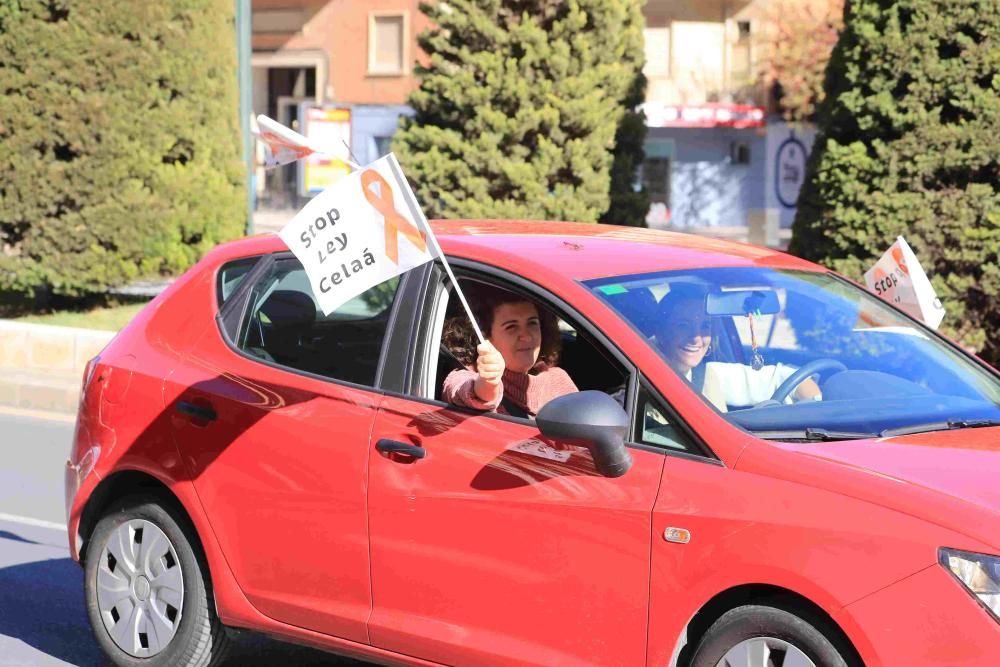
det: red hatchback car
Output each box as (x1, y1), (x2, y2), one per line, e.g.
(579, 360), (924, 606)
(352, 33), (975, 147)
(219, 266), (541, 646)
(66, 221), (1000, 667)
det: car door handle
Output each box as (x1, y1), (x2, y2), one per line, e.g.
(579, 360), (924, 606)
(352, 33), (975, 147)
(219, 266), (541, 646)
(176, 400), (217, 422)
(375, 438), (425, 460)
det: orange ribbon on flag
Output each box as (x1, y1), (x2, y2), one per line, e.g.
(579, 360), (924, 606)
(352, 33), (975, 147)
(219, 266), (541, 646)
(361, 169), (428, 264)
(891, 245), (910, 276)
(260, 129), (313, 160)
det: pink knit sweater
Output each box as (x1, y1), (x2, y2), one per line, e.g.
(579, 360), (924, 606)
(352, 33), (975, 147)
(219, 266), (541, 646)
(442, 363), (578, 417)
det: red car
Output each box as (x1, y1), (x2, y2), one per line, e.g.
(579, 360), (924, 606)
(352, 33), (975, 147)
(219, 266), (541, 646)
(66, 221), (1000, 667)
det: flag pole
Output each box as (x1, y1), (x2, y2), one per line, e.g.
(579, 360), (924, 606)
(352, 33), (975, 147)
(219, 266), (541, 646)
(384, 155), (486, 344)
(254, 115), (487, 344)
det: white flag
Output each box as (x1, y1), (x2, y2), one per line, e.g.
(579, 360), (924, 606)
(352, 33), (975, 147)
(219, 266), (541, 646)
(254, 114), (317, 168)
(279, 154), (438, 315)
(864, 236), (945, 329)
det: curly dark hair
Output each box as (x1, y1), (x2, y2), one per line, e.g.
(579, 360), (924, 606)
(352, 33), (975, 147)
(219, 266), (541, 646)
(442, 282), (562, 370)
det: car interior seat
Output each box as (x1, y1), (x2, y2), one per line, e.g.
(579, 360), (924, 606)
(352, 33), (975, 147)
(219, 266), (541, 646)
(604, 288), (660, 337)
(255, 290), (317, 369)
(435, 316), (470, 400)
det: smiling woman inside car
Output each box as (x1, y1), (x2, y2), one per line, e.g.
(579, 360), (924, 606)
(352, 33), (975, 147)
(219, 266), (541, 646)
(654, 283), (821, 411)
(441, 283), (578, 418)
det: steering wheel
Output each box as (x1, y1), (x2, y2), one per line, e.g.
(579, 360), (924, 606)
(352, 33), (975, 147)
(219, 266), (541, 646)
(770, 359), (847, 403)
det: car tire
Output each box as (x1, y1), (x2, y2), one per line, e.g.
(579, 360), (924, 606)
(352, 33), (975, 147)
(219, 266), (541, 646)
(83, 495), (229, 667)
(689, 604), (850, 667)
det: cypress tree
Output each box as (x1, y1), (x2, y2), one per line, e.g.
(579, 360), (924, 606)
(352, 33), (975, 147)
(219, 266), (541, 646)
(600, 68), (649, 227)
(791, 0), (1000, 362)
(0, 0), (246, 301)
(393, 0), (647, 223)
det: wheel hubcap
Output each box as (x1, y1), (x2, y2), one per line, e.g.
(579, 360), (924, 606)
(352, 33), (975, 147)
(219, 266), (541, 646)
(717, 636), (817, 667)
(96, 519), (184, 657)
(132, 575), (150, 601)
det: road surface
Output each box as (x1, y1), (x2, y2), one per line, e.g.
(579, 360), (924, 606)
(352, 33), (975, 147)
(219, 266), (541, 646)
(0, 408), (371, 666)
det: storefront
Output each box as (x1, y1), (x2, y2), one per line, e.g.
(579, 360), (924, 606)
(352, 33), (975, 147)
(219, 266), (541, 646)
(640, 103), (815, 246)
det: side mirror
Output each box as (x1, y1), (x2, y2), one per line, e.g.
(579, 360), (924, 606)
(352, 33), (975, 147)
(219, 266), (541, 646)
(536, 391), (633, 478)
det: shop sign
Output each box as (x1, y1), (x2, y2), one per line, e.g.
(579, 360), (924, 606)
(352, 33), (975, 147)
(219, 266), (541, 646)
(301, 106), (353, 196)
(642, 103), (766, 128)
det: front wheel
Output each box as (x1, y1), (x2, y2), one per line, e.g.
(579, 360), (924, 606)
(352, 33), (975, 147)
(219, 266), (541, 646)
(83, 496), (229, 666)
(690, 604), (851, 667)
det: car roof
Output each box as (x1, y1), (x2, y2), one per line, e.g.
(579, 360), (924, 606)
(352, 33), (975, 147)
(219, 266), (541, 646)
(218, 219), (820, 280)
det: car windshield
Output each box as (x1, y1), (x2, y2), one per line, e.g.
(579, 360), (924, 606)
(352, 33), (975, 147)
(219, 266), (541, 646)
(585, 267), (1000, 439)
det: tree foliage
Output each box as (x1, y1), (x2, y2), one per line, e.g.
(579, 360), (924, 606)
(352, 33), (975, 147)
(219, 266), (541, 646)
(599, 67), (649, 227)
(0, 0), (246, 301)
(758, 0), (845, 122)
(791, 0), (1000, 363)
(393, 0), (647, 223)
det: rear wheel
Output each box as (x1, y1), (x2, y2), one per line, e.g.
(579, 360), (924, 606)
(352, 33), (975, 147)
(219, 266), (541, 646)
(690, 604), (850, 667)
(84, 496), (228, 666)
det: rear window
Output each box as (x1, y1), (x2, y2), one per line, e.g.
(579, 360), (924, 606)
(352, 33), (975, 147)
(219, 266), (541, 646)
(217, 257), (261, 306)
(233, 256), (402, 387)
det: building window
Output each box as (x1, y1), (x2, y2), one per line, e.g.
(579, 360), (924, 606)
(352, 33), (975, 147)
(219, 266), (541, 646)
(374, 136), (393, 157)
(731, 141), (751, 165)
(643, 27), (671, 78)
(368, 13), (408, 76)
(641, 157), (672, 227)
(731, 20), (753, 83)
(642, 140), (674, 227)
(642, 158), (671, 208)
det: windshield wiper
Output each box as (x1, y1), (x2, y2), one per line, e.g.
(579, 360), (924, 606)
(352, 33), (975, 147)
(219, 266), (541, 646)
(880, 419), (1000, 438)
(756, 428), (878, 442)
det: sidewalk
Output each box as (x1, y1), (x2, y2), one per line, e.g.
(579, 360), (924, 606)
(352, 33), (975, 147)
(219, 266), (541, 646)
(0, 321), (113, 414)
(0, 207), (285, 415)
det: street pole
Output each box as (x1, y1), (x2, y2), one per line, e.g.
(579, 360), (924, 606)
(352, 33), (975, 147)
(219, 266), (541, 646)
(236, 0), (254, 235)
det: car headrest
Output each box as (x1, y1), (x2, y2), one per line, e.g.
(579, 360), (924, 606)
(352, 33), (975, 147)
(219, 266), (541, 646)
(605, 288), (659, 334)
(259, 290), (316, 328)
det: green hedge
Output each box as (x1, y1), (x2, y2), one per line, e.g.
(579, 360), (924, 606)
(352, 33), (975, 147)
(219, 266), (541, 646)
(0, 0), (246, 301)
(791, 0), (999, 364)
(392, 0), (647, 223)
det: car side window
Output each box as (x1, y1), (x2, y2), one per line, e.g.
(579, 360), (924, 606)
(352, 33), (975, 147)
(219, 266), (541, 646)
(217, 257), (260, 306)
(235, 257), (401, 386)
(429, 277), (628, 414)
(635, 386), (697, 452)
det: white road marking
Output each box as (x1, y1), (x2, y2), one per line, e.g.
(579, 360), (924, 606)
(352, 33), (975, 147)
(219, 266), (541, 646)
(0, 512), (66, 531)
(0, 404), (77, 424)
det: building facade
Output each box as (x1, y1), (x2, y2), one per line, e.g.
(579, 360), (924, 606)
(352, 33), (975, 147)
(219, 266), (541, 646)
(250, 0), (427, 211)
(640, 0), (816, 243)
(250, 0), (816, 243)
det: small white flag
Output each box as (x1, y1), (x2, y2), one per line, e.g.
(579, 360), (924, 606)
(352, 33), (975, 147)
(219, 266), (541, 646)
(279, 154), (439, 315)
(864, 236), (945, 329)
(254, 114), (317, 168)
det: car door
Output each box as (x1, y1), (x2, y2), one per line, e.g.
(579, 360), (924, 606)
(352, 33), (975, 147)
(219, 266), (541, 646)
(366, 264), (667, 666)
(167, 253), (411, 643)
